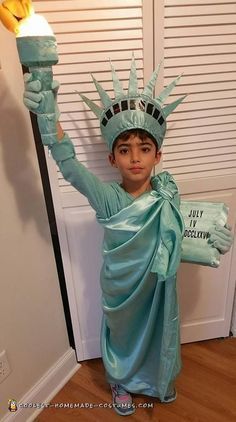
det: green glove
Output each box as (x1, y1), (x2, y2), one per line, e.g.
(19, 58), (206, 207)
(208, 223), (234, 255)
(23, 73), (60, 121)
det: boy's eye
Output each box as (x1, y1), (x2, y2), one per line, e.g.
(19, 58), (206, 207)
(141, 147), (151, 152)
(119, 148), (129, 154)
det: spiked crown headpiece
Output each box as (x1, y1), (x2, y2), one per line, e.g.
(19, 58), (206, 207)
(80, 56), (185, 151)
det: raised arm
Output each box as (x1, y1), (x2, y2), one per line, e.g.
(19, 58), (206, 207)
(0, 0), (128, 219)
(23, 73), (120, 218)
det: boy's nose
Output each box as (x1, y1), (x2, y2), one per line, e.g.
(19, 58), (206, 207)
(130, 151), (140, 163)
(131, 156), (140, 163)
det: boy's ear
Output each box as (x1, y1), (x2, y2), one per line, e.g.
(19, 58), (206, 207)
(108, 152), (117, 167)
(155, 151), (162, 165)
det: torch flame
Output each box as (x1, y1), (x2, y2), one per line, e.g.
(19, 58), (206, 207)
(16, 13), (54, 37)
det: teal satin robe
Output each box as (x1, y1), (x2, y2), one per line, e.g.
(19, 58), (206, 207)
(98, 172), (184, 401)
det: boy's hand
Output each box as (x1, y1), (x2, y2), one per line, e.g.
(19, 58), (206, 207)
(23, 73), (60, 120)
(208, 223), (234, 255)
(0, 0), (33, 34)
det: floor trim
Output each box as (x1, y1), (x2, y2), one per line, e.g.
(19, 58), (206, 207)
(2, 348), (80, 422)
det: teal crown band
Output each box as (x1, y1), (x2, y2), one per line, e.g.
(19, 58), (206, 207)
(79, 56), (185, 151)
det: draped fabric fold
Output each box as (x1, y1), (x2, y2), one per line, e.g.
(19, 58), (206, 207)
(98, 172), (184, 400)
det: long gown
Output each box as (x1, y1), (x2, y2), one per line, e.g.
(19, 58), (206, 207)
(51, 135), (184, 400)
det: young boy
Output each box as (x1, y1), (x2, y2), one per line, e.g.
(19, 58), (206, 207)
(22, 62), (187, 417)
(22, 65), (233, 417)
(0, 1), (233, 416)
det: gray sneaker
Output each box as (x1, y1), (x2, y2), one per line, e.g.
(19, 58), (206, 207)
(110, 383), (135, 416)
(161, 388), (177, 403)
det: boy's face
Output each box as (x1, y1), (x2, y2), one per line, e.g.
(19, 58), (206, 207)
(109, 134), (161, 186)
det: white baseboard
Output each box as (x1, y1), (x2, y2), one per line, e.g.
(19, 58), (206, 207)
(2, 347), (80, 422)
(231, 290), (236, 336)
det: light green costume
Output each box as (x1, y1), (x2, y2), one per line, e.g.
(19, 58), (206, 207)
(52, 60), (185, 399)
(51, 135), (184, 400)
(23, 56), (186, 400)
(21, 55), (233, 401)
(99, 176), (184, 400)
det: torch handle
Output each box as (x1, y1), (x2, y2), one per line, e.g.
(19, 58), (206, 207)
(29, 67), (58, 147)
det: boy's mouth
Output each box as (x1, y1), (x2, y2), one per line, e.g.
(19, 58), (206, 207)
(129, 167), (143, 173)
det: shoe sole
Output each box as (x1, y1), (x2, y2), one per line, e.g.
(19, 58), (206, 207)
(113, 405), (136, 416)
(161, 389), (177, 403)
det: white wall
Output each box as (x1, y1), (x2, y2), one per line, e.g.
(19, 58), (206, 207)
(0, 27), (76, 421)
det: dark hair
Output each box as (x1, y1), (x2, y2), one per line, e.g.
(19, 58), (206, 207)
(112, 129), (158, 153)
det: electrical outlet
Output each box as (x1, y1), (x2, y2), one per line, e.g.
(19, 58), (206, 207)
(0, 350), (11, 383)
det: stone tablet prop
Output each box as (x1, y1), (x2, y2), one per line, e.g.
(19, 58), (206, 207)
(180, 201), (229, 267)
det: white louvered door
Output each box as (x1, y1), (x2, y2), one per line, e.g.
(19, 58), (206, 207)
(155, 0), (236, 343)
(33, 1), (236, 360)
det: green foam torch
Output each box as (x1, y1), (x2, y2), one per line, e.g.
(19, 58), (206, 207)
(16, 13), (58, 146)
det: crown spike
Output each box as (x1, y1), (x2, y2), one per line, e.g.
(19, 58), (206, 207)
(128, 54), (138, 97)
(91, 75), (112, 108)
(142, 62), (161, 98)
(77, 92), (103, 119)
(162, 95), (186, 118)
(110, 60), (125, 99)
(156, 74), (183, 104)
